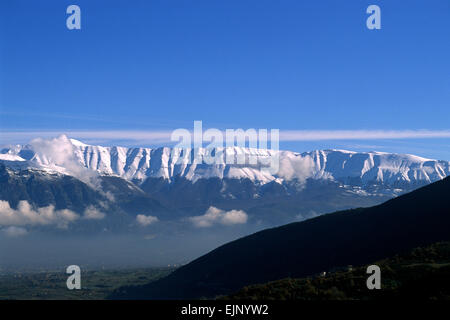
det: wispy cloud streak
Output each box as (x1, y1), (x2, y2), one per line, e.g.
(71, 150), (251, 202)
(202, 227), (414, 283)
(1, 129), (450, 145)
(279, 130), (450, 141)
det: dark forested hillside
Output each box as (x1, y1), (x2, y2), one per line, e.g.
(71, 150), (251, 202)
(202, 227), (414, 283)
(226, 242), (450, 300)
(110, 177), (450, 299)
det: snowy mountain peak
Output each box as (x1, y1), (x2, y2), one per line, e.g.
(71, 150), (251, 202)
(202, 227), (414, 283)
(69, 138), (89, 147)
(1, 137), (449, 192)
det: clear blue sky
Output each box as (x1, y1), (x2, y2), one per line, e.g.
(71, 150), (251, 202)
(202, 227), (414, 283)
(1, 0), (449, 159)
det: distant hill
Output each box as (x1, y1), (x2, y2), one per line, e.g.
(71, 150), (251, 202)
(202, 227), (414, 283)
(0, 164), (109, 213)
(226, 242), (450, 300)
(0, 164), (168, 232)
(110, 176), (450, 299)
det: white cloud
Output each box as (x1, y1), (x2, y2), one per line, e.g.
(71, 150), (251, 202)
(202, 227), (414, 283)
(276, 154), (315, 181)
(0, 131), (173, 145)
(189, 206), (248, 228)
(221, 209), (248, 225)
(83, 206), (106, 220)
(0, 200), (79, 228)
(29, 135), (77, 167)
(136, 214), (159, 226)
(2, 226), (28, 237)
(189, 206), (223, 227)
(2, 129), (450, 146)
(29, 135), (100, 187)
(278, 129), (450, 141)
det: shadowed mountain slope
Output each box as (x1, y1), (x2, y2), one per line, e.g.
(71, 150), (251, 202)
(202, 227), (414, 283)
(110, 177), (450, 299)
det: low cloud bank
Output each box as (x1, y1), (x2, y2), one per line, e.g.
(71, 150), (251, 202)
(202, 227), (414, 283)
(1, 226), (28, 237)
(83, 206), (106, 220)
(0, 200), (79, 228)
(136, 214), (159, 226)
(189, 207), (248, 228)
(0, 200), (106, 228)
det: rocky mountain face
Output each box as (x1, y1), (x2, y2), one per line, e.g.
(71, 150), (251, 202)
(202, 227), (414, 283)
(1, 135), (449, 230)
(3, 135), (448, 192)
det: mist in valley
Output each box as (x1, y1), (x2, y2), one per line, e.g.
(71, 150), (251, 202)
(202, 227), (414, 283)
(0, 224), (263, 273)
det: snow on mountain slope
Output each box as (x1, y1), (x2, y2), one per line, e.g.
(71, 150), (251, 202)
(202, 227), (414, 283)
(304, 149), (450, 186)
(0, 154), (25, 162)
(1, 135), (449, 190)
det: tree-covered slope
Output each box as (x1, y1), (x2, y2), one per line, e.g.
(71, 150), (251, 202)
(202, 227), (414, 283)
(226, 242), (450, 300)
(110, 177), (450, 299)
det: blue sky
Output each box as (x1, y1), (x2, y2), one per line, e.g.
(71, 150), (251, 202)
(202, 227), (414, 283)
(1, 0), (449, 159)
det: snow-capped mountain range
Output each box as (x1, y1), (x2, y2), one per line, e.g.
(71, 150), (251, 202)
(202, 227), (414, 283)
(1, 135), (449, 192)
(2, 135), (450, 231)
